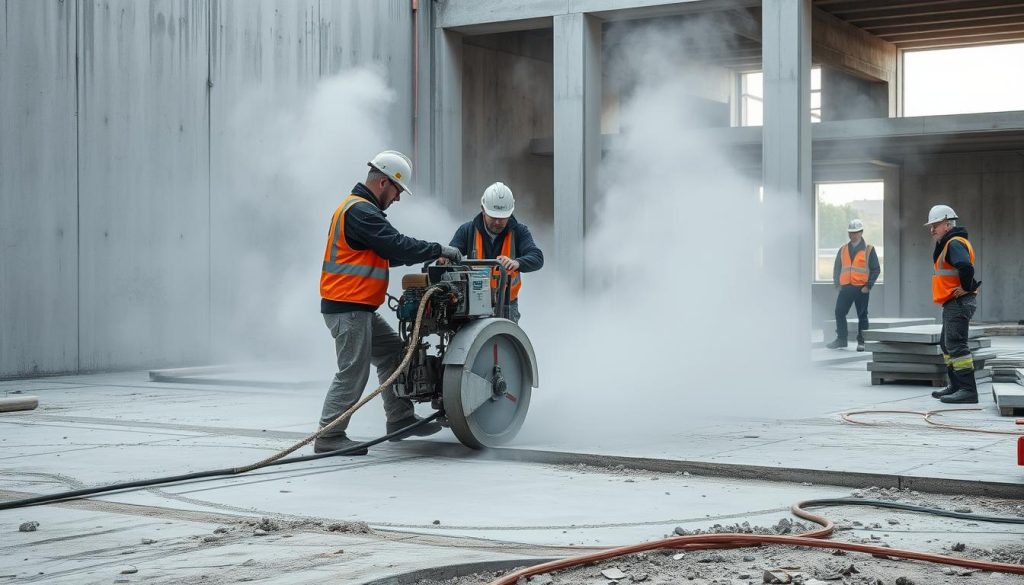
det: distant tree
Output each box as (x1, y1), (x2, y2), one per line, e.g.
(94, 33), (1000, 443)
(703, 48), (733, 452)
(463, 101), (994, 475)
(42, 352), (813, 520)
(818, 202), (858, 248)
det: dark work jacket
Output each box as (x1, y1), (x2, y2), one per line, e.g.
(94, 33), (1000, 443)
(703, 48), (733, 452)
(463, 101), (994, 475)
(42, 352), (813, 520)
(449, 214), (544, 273)
(933, 226), (980, 292)
(832, 239), (881, 289)
(321, 183), (442, 314)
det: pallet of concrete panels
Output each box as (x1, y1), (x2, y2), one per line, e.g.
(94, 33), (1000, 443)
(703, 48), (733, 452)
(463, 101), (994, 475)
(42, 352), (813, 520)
(992, 378), (1024, 416)
(989, 351), (1024, 383)
(862, 324), (992, 387)
(822, 317), (936, 342)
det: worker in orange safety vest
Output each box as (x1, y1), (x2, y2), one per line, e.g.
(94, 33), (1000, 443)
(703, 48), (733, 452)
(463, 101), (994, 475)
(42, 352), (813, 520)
(925, 204), (981, 405)
(316, 150), (463, 455)
(826, 219), (880, 352)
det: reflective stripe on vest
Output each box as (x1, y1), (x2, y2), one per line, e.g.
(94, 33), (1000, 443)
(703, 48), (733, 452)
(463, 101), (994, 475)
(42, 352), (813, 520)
(470, 228), (522, 302)
(839, 243), (872, 287)
(319, 195), (390, 306)
(932, 236), (974, 306)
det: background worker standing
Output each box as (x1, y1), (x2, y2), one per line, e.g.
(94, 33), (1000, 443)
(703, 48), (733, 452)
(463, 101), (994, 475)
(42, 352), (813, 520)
(317, 150), (463, 455)
(440, 182), (543, 323)
(827, 219), (881, 352)
(925, 204), (982, 405)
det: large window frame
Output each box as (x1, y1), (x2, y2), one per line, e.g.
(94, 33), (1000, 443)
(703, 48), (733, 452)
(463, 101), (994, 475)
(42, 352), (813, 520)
(737, 67), (821, 127)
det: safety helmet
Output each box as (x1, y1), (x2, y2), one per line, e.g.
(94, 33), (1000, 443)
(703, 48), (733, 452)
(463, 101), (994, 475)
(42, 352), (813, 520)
(368, 150), (413, 195)
(847, 219), (864, 233)
(924, 204), (957, 226)
(481, 182), (515, 219)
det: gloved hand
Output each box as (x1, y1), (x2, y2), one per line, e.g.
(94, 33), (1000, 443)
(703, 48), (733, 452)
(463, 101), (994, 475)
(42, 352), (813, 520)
(439, 245), (463, 263)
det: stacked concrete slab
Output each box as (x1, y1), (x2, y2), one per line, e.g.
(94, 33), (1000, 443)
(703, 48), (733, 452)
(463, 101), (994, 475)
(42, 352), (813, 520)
(989, 351), (1024, 383)
(823, 317), (936, 342)
(992, 366), (1024, 416)
(863, 325), (993, 387)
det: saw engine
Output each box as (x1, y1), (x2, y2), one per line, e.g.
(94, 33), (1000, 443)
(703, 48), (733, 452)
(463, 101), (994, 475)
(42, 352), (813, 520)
(388, 260), (539, 449)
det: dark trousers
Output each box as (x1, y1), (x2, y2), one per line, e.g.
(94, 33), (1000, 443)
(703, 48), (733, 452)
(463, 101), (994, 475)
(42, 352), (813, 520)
(940, 295), (978, 393)
(834, 285), (870, 342)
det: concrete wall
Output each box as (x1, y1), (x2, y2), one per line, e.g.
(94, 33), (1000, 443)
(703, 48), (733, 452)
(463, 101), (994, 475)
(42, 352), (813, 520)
(900, 152), (1024, 323)
(0, 0), (413, 378)
(462, 31), (554, 224)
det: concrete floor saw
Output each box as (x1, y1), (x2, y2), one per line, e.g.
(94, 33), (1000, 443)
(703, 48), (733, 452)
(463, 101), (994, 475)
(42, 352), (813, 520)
(390, 260), (539, 449)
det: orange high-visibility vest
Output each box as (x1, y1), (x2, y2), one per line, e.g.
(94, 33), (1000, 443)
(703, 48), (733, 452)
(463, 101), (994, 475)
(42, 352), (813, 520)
(470, 228), (522, 302)
(320, 194), (390, 307)
(839, 243), (873, 287)
(932, 236), (975, 306)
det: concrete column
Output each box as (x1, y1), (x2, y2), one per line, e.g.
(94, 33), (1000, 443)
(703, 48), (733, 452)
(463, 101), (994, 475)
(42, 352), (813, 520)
(413, 0), (433, 196)
(553, 13), (601, 289)
(432, 28), (462, 210)
(762, 0), (813, 331)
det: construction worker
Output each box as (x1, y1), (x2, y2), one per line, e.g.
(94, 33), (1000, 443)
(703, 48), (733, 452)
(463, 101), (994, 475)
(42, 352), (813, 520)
(317, 150), (463, 455)
(926, 204), (982, 404)
(826, 219), (880, 352)
(439, 182), (543, 323)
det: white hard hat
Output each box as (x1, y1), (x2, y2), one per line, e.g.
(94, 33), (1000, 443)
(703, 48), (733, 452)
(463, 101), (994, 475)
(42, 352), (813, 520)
(924, 204), (957, 226)
(368, 150), (413, 195)
(481, 182), (515, 219)
(847, 219), (864, 233)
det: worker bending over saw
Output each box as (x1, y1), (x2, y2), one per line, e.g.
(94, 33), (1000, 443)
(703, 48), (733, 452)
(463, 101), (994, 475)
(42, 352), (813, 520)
(317, 150), (463, 455)
(438, 182), (544, 323)
(926, 204), (982, 405)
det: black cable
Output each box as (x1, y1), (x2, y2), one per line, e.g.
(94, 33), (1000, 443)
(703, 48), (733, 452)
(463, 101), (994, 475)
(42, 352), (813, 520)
(801, 497), (1024, 525)
(0, 412), (443, 511)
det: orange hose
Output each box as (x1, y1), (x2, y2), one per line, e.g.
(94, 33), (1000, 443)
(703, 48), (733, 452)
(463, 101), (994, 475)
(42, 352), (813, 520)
(487, 499), (1023, 585)
(842, 408), (1024, 436)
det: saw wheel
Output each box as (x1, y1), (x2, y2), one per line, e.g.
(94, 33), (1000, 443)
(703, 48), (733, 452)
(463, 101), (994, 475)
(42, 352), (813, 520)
(442, 319), (538, 449)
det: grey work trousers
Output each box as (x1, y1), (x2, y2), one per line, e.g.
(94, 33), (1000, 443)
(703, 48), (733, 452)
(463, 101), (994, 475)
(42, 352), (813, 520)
(939, 294), (978, 393)
(319, 311), (413, 436)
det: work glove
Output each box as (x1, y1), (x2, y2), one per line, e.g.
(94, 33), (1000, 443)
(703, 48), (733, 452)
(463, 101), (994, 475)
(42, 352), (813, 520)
(439, 245), (463, 263)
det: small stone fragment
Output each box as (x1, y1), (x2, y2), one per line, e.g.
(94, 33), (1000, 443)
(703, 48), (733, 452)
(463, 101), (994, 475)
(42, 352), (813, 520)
(432, 519), (441, 525)
(601, 568), (627, 580)
(214, 527), (229, 534)
(120, 567), (138, 575)
(886, 519), (900, 525)
(673, 553), (685, 561)
(952, 542), (967, 552)
(253, 529), (268, 536)
(530, 574), (554, 585)
(895, 578), (914, 585)
(954, 507), (973, 514)
(942, 568), (956, 576)
(202, 535), (221, 542)
(743, 555), (756, 562)
(18, 521), (39, 533)
(763, 570), (789, 584)
(141, 538), (156, 545)
(629, 574), (648, 583)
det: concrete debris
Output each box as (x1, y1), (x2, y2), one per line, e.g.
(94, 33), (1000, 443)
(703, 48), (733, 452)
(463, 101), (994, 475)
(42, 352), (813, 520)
(952, 542), (967, 552)
(743, 556), (757, 562)
(529, 574), (553, 585)
(628, 573), (648, 583)
(202, 535), (222, 543)
(141, 538), (156, 544)
(253, 529), (269, 536)
(433, 520), (442, 525)
(254, 517), (280, 532)
(214, 526), (229, 534)
(763, 569), (790, 584)
(326, 521), (371, 533)
(942, 568), (956, 575)
(18, 521), (39, 532)
(894, 578), (914, 585)
(120, 566), (138, 574)
(600, 568), (626, 580)
(886, 519), (899, 525)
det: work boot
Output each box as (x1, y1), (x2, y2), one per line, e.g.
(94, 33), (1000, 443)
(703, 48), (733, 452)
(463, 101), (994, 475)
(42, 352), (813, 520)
(386, 415), (443, 442)
(826, 338), (848, 350)
(856, 341), (866, 352)
(939, 389), (979, 404)
(313, 433), (369, 456)
(931, 385), (957, 399)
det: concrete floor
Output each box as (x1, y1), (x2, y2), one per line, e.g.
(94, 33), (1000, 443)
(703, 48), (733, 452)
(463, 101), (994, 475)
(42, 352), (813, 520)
(1, 339), (1022, 583)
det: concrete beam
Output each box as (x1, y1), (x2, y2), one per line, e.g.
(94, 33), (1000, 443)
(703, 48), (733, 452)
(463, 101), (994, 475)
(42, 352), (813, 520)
(553, 13), (601, 289)
(436, 0), (757, 31)
(432, 29), (463, 210)
(811, 7), (897, 84)
(762, 0), (813, 332)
